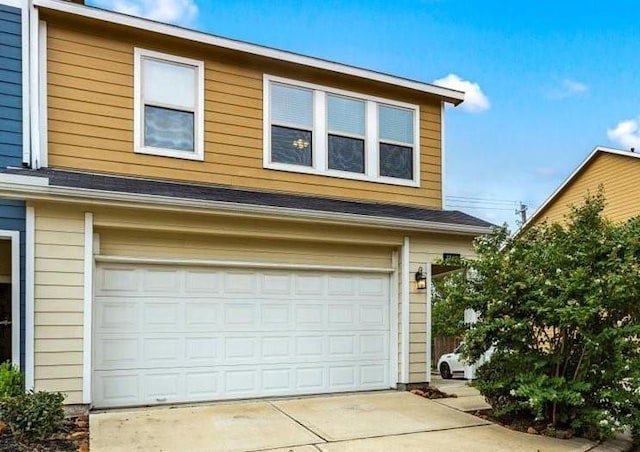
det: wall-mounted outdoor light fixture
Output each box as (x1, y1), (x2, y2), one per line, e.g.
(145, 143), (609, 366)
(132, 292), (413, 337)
(415, 266), (427, 290)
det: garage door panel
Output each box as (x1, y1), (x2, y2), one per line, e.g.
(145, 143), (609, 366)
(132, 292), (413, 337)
(186, 337), (218, 363)
(94, 336), (140, 370)
(95, 300), (139, 331)
(223, 271), (258, 294)
(184, 270), (221, 293)
(185, 302), (220, 326)
(93, 264), (391, 408)
(260, 273), (293, 295)
(98, 266), (140, 292)
(223, 303), (257, 326)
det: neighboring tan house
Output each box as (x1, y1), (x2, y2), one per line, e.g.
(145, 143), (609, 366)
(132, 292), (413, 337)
(525, 146), (640, 227)
(0, 0), (492, 410)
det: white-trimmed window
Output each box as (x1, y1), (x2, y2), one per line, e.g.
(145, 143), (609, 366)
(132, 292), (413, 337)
(134, 48), (204, 160)
(263, 75), (420, 186)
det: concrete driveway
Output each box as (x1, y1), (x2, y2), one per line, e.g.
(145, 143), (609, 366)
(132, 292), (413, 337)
(90, 391), (596, 452)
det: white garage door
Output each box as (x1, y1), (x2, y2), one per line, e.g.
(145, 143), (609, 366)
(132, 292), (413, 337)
(92, 264), (391, 408)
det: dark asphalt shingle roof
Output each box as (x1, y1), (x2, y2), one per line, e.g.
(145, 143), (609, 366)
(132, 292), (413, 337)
(3, 168), (494, 229)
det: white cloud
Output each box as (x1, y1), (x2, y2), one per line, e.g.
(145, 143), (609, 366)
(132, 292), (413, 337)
(92, 0), (198, 26)
(607, 117), (640, 150)
(432, 74), (490, 113)
(546, 79), (589, 99)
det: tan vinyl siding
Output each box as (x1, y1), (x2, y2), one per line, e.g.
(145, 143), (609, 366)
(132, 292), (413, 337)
(33, 203), (84, 404)
(534, 153), (640, 225)
(407, 234), (475, 383)
(90, 206), (405, 246)
(98, 229), (393, 269)
(45, 17), (443, 208)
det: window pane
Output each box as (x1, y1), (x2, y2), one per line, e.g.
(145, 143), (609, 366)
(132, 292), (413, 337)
(327, 95), (365, 136)
(379, 105), (413, 144)
(271, 84), (313, 128)
(144, 105), (194, 151)
(379, 143), (413, 179)
(143, 58), (196, 108)
(328, 135), (364, 173)
(271, 125), (312, 166)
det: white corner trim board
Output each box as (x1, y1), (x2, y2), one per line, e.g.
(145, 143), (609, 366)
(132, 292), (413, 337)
(25, 207), (34, 390)
(28, 4), (41, 168)
(21, 0), (31, 165)
(82, 212), (93, 404)
(390, 250), (399, 386)
(400, 236), (410, 383)
(38, 19), (48, 167)
(425, 262), (433, 383)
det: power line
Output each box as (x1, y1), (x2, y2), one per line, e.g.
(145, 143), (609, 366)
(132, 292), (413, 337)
(447, 204), (517, 211)
(446, 198), (519, 207)
(446, 195), (520, 204)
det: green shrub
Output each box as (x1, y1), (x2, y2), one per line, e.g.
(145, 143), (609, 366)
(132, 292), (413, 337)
(0, 391), (65, 441)
(0, 361), (24, 399)
(440, 192), (640, 442)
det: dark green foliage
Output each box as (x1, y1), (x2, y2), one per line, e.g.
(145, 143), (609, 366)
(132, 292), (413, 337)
(441, 192), (640, 442)
(0, 391), (65, 441)
(0, 361), (24, 399)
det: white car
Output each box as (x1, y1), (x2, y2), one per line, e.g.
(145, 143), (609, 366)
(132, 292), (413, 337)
(437, 342), (466, 379)
(437, 343), (494, 379)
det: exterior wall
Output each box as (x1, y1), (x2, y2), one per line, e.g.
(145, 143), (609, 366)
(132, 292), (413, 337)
(534, 153), (640, 225)
(33, 203), (84, 404)
(0, 4), (23, 168)
(408, 233), (474, 383)
(0, 4), (26, 370)
(30, 200), (480, 403)
(44, 16), (443, 208)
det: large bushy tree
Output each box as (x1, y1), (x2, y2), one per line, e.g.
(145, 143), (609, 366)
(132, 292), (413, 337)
(441, 193), (640, 441)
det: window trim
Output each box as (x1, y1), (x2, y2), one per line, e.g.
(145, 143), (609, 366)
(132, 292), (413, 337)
(133, 48), (205, 161)
(263, 75), (420, 187)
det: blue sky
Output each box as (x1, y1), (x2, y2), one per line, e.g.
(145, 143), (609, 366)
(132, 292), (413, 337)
(89, 0), (640, 228)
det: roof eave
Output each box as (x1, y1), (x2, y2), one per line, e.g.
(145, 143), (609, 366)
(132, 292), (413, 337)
(33, 0), (465, 104)
(0, 180), (492, 236)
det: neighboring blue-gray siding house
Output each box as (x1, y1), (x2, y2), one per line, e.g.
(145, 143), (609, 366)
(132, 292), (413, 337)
(0, 2), (26, 371)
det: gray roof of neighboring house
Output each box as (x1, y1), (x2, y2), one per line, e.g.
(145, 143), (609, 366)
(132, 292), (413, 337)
(2, 168), (494, 229)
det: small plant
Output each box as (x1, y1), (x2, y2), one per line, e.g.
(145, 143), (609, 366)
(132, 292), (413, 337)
(0, 361), (24, 399)
(0, 391), (65, 441)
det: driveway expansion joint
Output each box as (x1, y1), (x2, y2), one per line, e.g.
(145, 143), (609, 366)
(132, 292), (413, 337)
(268, 400), (330, 443)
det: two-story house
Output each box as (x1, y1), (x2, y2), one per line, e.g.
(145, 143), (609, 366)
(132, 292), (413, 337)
(0, 0), (492, 410)
(0, 0), (26, 375)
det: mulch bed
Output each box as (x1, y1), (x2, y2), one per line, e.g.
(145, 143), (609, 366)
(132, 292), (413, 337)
(472, 408), (575, 439)
(410, 386), (457, 399)
(0, 416), (89, 452)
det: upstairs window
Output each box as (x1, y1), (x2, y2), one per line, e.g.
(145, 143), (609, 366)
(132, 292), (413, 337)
(264, 76), (420, 187)
(134, 49), (204, 160)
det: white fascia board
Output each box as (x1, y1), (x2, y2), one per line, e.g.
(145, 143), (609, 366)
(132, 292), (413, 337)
(0, 181), (492, 235)
(32, 0), (465, 105)
(521, 145), (636, 231)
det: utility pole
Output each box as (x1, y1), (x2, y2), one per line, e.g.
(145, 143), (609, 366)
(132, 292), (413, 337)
(516, 202), (527, 225)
